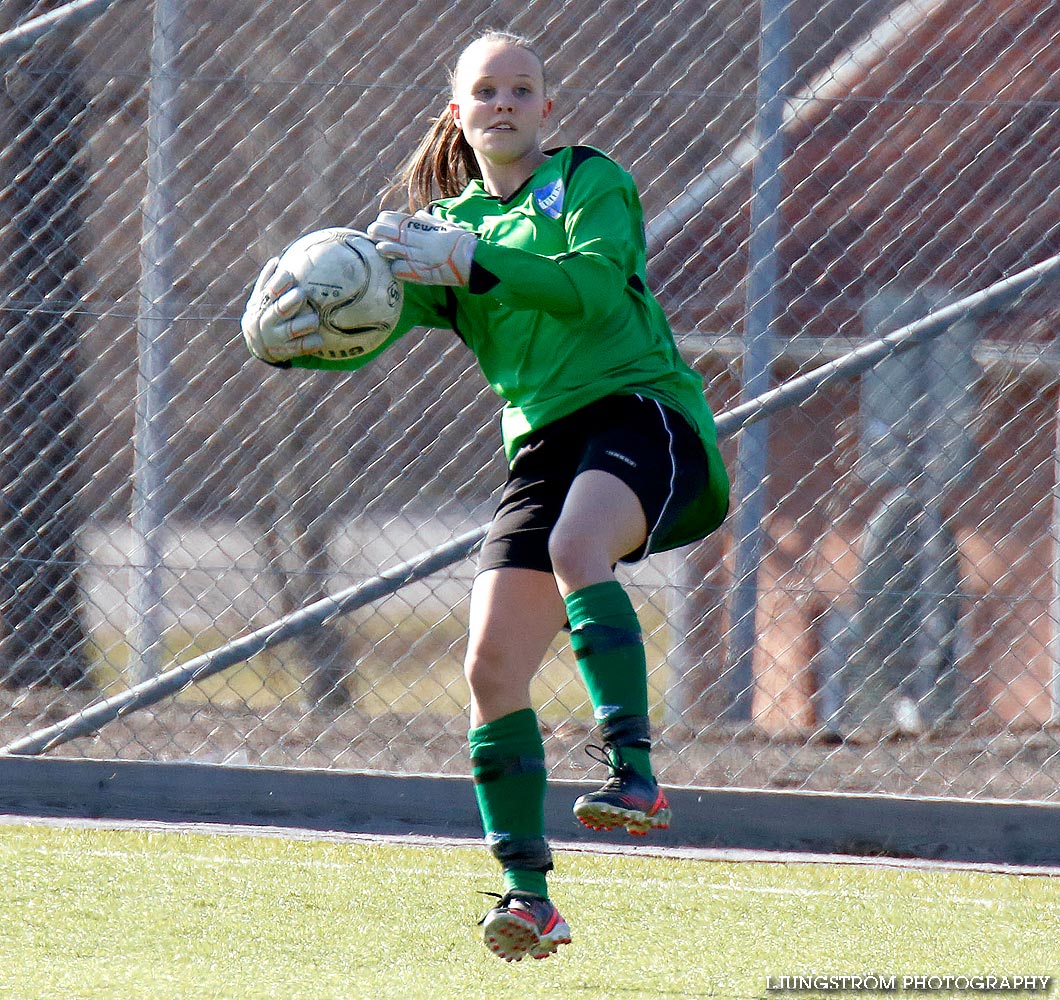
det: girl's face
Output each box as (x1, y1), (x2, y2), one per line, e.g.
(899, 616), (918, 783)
(450, 40), (552, 172)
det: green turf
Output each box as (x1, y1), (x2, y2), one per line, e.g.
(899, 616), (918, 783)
(1, 824), (1057, 1000)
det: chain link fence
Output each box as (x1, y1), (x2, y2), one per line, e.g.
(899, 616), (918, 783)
(3, 0), (1060, 803)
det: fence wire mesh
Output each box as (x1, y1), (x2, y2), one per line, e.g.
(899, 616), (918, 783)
(3, 0), (1060, 802)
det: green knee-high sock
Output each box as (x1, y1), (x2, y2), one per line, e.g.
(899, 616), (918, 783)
(468, 708), (552, 898)
(565, 580), (654, 781)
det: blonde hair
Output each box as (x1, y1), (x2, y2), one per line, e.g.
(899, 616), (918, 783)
(389, 31), (547, 211)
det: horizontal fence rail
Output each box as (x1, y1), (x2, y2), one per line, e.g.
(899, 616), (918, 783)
(0, 0), (124, 58)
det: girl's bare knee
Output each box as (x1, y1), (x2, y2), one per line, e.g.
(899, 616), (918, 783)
(548, 526), (607, 592)
(464, 638), (506, 698)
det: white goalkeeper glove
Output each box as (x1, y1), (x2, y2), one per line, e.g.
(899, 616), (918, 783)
(367, 210), (478, 287)
(240, 257), (324, 363)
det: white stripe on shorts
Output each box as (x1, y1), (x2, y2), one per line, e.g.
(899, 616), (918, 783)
(636, 394), (679, 560)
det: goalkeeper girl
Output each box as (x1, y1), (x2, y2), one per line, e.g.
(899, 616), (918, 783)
(242, 30), (729, 962)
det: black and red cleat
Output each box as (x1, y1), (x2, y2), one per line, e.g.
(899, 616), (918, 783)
(573, 749), (671, 836)
(479, 890), (572, 962)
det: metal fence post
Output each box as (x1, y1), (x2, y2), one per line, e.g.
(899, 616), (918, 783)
(724, 0), (792, 720)
(131, 0), (180, 681)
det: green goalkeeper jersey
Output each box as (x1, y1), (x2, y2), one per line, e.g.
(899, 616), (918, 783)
(293, 146), (728, 545)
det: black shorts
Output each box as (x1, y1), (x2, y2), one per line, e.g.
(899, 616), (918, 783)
(478, 394), (716, 575)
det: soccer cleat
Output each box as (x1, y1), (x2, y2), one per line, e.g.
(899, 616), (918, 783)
(479, 890), (571, 962)
(573, 745), (671, 836)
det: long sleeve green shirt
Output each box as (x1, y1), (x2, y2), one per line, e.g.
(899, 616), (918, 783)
(293, 146), (728, 548)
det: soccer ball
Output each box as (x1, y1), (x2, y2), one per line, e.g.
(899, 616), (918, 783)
(276, 227), (402, 361)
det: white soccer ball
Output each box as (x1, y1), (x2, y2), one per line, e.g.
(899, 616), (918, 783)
(276, 227), (402, 361)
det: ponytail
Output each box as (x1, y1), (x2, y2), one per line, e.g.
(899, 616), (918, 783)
(390, 107), (480, 212)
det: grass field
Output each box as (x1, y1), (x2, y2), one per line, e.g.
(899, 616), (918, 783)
(1, 823), (1057, 1000)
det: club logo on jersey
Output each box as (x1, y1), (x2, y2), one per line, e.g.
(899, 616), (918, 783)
(533, 178), (565, 219)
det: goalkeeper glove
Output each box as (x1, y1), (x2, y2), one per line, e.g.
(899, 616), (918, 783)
(240, 257), (324, 363)
(367, 210), (477, 287)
